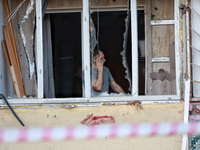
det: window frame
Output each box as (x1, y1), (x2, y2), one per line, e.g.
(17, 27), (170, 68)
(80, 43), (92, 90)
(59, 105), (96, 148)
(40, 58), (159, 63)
(37, 0), (181, 101)
(0, 0), (181, 106)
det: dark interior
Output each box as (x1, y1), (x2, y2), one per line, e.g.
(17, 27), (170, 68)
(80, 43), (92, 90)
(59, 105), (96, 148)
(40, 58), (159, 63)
(91, 10), (145, 95)
(51, 13), (82, 98)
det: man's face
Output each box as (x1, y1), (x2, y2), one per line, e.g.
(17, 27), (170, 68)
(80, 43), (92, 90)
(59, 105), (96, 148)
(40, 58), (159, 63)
(98, 51), (106, 63)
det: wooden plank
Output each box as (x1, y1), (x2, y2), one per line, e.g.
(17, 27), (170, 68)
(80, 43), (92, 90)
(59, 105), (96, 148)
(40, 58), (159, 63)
(152, 25), (174, 58)
(3, 0), (19, 69)
(1, 40), (11, 66)
(3, 26), (25, 97)
(3, 0), (26, 96)
(151, 0), (174, 20)
(1, 40), (21, 98)
(145, 0), (152, 95)
(169, 42), (176, 95)
(10, 66), (21, 98)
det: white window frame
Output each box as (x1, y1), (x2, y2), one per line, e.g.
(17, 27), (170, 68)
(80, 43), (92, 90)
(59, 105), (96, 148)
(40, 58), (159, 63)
(0, 0), (181, 106)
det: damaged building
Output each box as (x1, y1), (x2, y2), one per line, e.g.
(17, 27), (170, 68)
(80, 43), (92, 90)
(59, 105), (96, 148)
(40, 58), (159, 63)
(0, 0), (199, 149)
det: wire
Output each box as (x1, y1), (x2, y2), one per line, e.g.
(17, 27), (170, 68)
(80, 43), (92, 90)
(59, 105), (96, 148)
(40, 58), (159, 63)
(188, 5), (200, 19)
(6, 0), (27, 22)
(0, 94), (25, 127)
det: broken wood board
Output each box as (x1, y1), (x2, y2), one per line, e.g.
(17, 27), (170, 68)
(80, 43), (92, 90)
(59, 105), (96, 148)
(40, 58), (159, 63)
(3, 0), (26, 95)
(3, 26), (25, 97)
(145, 0), (152, 95)
(11, 0), (37, 96)
(1, 40), (21, 98)
(169, 42), (176, 95)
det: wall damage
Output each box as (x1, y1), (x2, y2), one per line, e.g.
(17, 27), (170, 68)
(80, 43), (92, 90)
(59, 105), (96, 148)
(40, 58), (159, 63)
(18, 0), (35, 79)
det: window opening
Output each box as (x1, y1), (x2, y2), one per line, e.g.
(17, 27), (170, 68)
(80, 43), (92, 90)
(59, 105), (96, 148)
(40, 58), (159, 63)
(91, 11), (131, 96)
(50, 13), (82, 98)
(90, 9), (145, 96)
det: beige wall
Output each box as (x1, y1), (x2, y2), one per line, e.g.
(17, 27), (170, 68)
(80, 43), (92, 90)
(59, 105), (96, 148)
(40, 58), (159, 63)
(0, 103), (184, 150)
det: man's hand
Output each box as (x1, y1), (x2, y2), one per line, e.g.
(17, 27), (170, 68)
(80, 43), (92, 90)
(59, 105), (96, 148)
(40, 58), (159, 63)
(92, 57), (104, 92)
(95, 57), (103, 71)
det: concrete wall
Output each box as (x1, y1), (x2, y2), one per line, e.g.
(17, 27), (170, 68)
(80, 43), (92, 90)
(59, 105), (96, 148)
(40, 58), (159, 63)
(0, 0), (15, 97)
(0, 103), (184, 150)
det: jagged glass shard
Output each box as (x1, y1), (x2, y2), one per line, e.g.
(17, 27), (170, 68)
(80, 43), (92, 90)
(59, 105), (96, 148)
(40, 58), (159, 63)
(120, 10), (132, 92)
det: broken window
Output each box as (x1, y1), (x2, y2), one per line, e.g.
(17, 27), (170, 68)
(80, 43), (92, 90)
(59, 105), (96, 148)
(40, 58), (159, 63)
(0, 0), (181, 101)
(89, 0), (177, 97)
(90, 9), (145, 96)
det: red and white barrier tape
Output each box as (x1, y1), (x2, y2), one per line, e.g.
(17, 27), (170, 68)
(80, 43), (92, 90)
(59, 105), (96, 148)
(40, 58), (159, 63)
(0, 122), (200, 143)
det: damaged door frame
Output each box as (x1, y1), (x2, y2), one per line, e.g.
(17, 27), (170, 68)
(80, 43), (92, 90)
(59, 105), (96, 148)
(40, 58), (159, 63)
(0, 0), (181, 106)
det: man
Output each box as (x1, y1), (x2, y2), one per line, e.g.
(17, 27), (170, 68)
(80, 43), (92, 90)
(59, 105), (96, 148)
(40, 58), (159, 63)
(92, 49), (125, 96)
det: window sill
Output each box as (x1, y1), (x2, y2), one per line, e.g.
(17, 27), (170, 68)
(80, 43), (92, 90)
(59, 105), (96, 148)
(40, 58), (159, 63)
(0, 95), (181, 107)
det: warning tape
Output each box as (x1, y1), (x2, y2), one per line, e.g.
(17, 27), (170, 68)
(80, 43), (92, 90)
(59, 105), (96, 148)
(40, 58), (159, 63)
(0, 122), (199, 143)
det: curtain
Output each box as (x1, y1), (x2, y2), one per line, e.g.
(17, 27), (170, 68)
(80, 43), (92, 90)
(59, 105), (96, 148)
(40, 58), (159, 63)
(43, 14), (55, 98)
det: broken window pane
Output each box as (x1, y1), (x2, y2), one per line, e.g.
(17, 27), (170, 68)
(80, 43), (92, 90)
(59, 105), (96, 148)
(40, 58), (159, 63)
(90, 11), (132, 97)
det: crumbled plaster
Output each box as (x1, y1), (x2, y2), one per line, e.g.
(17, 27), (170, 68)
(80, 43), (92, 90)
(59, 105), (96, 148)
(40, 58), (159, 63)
(18, 0), (35, 79)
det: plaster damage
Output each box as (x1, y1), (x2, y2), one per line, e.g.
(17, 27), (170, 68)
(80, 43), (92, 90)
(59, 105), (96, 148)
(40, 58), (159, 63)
(18, 0), (35, 79)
